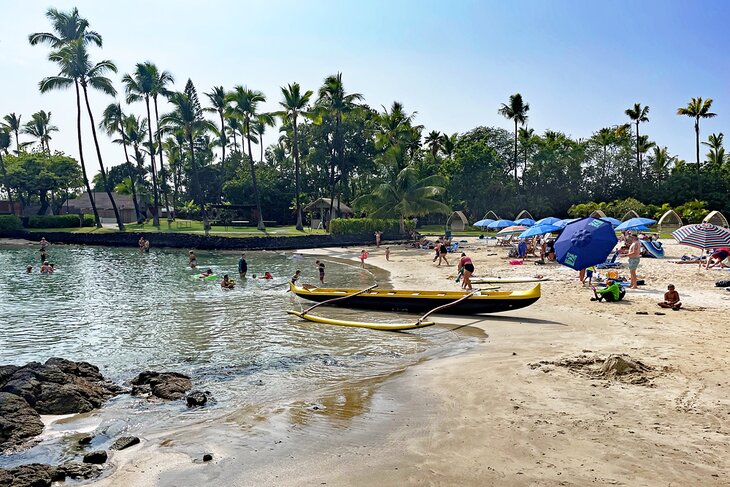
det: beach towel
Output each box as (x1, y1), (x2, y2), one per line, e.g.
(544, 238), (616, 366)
(715, 280), (730, 287)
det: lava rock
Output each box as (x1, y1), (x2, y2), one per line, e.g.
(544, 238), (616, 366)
(130, 371), (192, 400)
(110, 436), (140, 451)
(0, 463), (54, 487)
(0, 392), (44, 452)
(186, 390), (208, 407)
(78, 434), (94, 445)
(56, 461), (102, 480)
(82, 450), (108, 464)
(202, 453), (213, 462)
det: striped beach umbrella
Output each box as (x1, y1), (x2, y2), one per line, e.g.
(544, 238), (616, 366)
(496, 225), (528, 235)
(672, 223), (730, 250)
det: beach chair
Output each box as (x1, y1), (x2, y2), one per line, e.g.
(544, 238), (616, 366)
(496, 235), (513, 247)
(596, 249), (623, 269)
(447, 241), (460, 253)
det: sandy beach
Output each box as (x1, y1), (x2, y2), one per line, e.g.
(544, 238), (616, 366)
(86, 237), (730, 486)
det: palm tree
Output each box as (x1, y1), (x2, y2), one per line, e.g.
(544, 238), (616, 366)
(316, 73), (363, 227)
(0, 129), (15, 214)
(204, 86), (227, 164)
(354, 165), (451, 234)
(226, 117), (242, 153)
(677, 97), (716, 190)
(100, 102), (142, 221)
(22, 111), (58, 153)
(2, 114), (22, 153)
(42, 41), (125, 230)
(650, 146), (673, 181)
(424, 130), (441, 157)
(439, 133), (457, 159)
(29, 6), (104, 227)
(702, 133), (725, 167)
(518, 127), (535, 175)
(159, 86), (216, 232)
(637, 135), (656, 165)
(624, 103), (650, 175)
(253, 113), (275, 162)
(122, 62), (163, 225)
(276, 82), (313, 231)
(498, 93), (530, 190)
(150, 65), (175, 215)
(226, 85), (267, 230)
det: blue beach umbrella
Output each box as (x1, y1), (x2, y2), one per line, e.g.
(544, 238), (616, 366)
(554, 217), (618, 270)
(473, 218), (495, 228)
(535, 216), (560, 226)
(486, 219), (516, 229)
(615, 217), (657, 231)
(514, 217), (536, 226)
(555, 218), (579, 229)
(601, 217), (622, 227)
(518, 224), (562, 239)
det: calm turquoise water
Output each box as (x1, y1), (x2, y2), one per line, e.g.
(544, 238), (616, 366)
(0, 243), (479, 466)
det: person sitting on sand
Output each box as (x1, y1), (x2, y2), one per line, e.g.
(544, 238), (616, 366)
(545, 239), (556, 261)
(517, 239), (528, 259)
(291, 270), (302, 284)
(220, 274), (235, 289)
(658, 284), (681, 310)
(705, 247), (730, 269)
(591, 279), (625, 302)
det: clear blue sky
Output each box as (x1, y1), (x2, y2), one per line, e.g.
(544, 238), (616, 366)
(2, 0), (728, 175)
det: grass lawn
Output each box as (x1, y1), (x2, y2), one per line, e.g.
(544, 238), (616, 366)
(27, 220), (329, 237)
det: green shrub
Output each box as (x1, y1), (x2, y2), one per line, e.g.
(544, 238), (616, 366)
(82, 214), (96, 227)
(0, 215), (23, 231)
(27, 214), (84, 228)
(329, 218), (415, 236)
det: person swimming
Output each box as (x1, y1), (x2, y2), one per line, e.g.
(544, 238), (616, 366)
(252, 272), (273, 280)
(220, 274), (235, 289)
(26, 265), (33, 274)
(199, 268), (214, 278)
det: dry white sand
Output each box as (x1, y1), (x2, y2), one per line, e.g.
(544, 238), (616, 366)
(90, 238), (730, 485)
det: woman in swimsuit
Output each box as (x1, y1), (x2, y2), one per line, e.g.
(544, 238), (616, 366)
(458, 253), (475, 290)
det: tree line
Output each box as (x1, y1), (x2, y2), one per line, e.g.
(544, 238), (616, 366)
(1, 7), (728, 232)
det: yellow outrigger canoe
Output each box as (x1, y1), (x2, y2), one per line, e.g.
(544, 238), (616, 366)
(286, 310), (435, 330)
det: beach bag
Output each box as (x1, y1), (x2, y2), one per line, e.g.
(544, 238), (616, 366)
(715, 280), (730, 288)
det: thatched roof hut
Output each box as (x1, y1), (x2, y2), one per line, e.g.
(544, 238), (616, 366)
(703, 210), (729, 228)
(447, 211), (469, 231)
(658, 210), (682, 232)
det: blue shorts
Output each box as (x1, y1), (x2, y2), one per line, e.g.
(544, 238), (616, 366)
(628, 257), (640, 270)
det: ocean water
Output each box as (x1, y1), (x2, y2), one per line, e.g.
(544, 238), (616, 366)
(0, 243), (480, 466)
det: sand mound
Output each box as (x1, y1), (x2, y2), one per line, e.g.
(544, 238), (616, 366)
(530, 353), (657, 386)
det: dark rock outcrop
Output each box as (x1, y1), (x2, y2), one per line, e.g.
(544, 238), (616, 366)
(0, 392), (44, 450)
(0, 462), (101, 487)
(82, 450), (107, 464)
(130, 371), (192, 400)
(110, 436), (140, 451)
(186, 390), (208, 407)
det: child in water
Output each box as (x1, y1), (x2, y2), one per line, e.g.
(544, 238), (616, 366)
(291, 270), (302, 284)
(385, 247), (391, 261)
(316, 260), (325, 285)
(359, 250), (368, 268)
(220, 274), (235, 289)
(188, 250), (198, 269)
(199, 268), (214, 278)
(658, 284), (681, 310)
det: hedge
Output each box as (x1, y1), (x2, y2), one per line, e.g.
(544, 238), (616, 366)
(0, 215), (23, 231)
(329, 218), (414, 236)
(28, 214), (87, 228)
(82, 215), (96, 227)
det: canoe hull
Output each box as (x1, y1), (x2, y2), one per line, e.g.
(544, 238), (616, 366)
(286, 311), (435, 330)
(290, 283), (540, 315)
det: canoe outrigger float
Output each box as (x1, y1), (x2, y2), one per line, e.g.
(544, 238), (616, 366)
(287, 282), (541, 330)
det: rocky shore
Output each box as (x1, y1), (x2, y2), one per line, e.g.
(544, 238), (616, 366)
(0, 358), (201, 486)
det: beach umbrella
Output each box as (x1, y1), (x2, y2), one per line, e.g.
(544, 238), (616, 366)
(554, 217), (618, 270)
(672, 223), (730, 250)
(486, 219), (516, 229)
(496, 225), (528, 235)
(554, 218), (579, 229)
(615, 217), (657, 231)
(601, 217), (622, 227)
(518, 224), (561, 239)
(473, 218), (495, 228)
(535, 217), (560, 226)
(514, 217), (536, 226)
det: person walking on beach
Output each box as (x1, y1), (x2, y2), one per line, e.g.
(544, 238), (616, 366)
(374, 230), (382, 248)
(626, 234), (641, 289)
(238, 253), (248, 279)
(437, 240), (449, 266)
(359, 250), (369, 268)
(189, 250), (198, 269)
(316, 260), (325, 285)
(458, 253), (475, 290)
(385, 247), (391, 261)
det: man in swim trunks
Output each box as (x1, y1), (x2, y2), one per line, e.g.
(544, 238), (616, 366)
(39, 237), (49, 251)
(238, 253), (247, 279)
(706, 247), (730, 269)
(626, 234), (641, 289)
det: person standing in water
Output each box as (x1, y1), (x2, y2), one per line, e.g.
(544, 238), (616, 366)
(138, 236), (146, 253)
(143, 238), (150, 253)
(39, 237), (49, 251)
(316, 260), (325, 285)
(238, 253), (248, 279)
(189, 250), (198, 269)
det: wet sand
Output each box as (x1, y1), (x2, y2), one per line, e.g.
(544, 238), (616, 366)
(91, 238), (730, 485)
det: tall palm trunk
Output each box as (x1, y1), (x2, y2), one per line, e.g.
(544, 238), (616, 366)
(635, 121), (641, 176)
(695, 119), (701, 194)
(144, 95), (160, 226)
(13, 129), (20, 154)
(187, 132), (208, 232)
(513, 120), (518, 191)
(121, 137), (142, 222)
(260, 137), (264, 163)
(245, 119), (265, 230)
(0, 152), (15, 215)
(231, 131), (238, 153)
(153, 96), (171, 217)
(74, 80), (101, 228)
(327, 115), (341, 229)
(219, 111), (226, 164)
(292, 114), (303, 231)
(81, 82), (125, 231)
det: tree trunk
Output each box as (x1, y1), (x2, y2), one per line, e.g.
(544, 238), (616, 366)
(121, 137), (142, 222)
(74, 80), (101, 228)
(219, 110), (226, 165)
(144, 96), (160, 226)
(39, 191), (49, 215)
(513, 120), (518, 192)
(232, 130), (238, 153)
(293, 114), (303, 231)
(81, 83), (125, 231)
(327, 115), (341, 230)
(0, 152), (15, 215)
(14, 129), (20, 154)
(695, 119), (701, 194)
(188, 133), (208, 233)
(245, 119), (265, 231)
(153, 96), (171, 218)
(636, 121), (641, 177)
